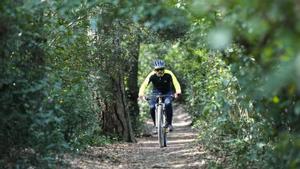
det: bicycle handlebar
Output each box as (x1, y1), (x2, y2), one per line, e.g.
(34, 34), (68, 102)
(144, 94), (174, 101)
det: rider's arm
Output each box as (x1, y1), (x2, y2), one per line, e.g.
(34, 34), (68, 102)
(165, 70), (181, 94)
(138, 71), (155, 96)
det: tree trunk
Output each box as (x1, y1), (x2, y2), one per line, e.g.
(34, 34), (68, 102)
(101, 21), (136, 142)
(102, 74), (136, 142)
(126, 31), (140, 132)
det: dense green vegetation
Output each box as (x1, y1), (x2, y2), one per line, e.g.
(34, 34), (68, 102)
(1, 0), (300, 168)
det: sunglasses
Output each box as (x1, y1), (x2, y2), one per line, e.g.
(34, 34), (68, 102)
(155, 68), (165, 72)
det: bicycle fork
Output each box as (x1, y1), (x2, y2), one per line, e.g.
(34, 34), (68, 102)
(155, 103), (166, 127)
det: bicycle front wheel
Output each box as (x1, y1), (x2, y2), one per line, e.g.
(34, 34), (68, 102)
(157, 104), (167, 147)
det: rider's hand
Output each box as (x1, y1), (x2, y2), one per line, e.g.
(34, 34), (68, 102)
(138, 95), (146, 101)
(174, 93), (181, 99)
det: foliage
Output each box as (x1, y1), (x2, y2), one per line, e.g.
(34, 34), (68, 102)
(1, 0), (300, 168)
(0, 0), (110, 168)
(180, 0), (300, 168)
(139, 1), (300, 168)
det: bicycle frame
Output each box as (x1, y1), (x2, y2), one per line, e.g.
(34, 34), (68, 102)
(155, 96), (165, 128)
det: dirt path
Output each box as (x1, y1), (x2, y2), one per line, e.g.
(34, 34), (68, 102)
(67, 105), (208, 169)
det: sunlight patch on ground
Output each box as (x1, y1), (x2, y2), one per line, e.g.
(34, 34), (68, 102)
(168, 138), (194, 144)
(173, 120), (192, 127)
(170, 160), (206, 168)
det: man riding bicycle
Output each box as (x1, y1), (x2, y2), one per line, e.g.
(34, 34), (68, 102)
(138, 59), (181, 133)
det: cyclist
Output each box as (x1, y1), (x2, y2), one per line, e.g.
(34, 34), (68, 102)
(138, 59), (181, 133)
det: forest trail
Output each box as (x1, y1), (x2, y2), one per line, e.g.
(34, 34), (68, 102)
(67, 105), (208, 169)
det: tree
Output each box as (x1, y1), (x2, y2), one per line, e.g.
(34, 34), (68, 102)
(95, 17), (136, 142)
(126, 26), (141, 133)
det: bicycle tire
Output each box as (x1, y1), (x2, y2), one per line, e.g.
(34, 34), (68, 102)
(157, 104), (165, 148)
(163, 126), (167, 147)
(157, 105), (167, 147)
(162, 109), (167, 147)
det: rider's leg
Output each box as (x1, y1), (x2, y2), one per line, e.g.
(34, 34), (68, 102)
(149, 96), (156, 126)
(164, 96), (173, 126)
(149, 96), (157, 134)
(150, 106), (156, 126)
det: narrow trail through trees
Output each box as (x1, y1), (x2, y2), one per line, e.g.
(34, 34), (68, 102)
(67, 105), (209, 169)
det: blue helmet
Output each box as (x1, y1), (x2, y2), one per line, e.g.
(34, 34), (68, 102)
(153, 59), (165, 69)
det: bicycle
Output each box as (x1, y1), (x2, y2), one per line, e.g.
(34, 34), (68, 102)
(146, 94), (174, 148)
